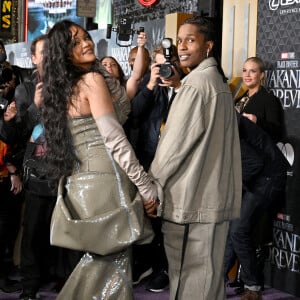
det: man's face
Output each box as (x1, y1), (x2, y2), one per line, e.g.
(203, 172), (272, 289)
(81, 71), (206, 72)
(128, 49), (137, 70)
(128, 47), (151, 72)
(177, 23), (211, 71)
(31, 40), (44, 70)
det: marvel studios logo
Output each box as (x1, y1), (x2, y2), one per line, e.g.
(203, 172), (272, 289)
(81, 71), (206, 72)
(281, 52), (295, 60)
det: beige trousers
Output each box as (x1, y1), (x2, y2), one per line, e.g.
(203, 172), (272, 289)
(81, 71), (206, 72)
(162, 221), (229, 300)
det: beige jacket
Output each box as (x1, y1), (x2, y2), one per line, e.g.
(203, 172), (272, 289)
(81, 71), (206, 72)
(150, 57), (242, 224)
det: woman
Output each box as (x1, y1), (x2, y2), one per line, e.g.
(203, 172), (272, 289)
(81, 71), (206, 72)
(41, 20), (157, 299)
(100, 56), (127, 86)
(100, 32), (150, 100)
(235, 56), (283, 142)
(227, 57), (285, 297)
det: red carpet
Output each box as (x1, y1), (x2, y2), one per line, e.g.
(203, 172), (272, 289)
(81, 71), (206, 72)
(0, 281), (299, 300)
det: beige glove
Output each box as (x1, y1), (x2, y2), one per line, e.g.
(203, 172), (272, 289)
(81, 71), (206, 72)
(95, 112), (157, 201)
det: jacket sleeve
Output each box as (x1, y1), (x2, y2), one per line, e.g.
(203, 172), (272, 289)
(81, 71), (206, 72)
(257, 93), (283, 142)
(150, 85), (205, 187)
(0, 118), (17, 145)
(130, 72), (155, 118)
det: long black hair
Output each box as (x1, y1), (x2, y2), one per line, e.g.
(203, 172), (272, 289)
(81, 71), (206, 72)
(182, 16), (228, 83)
(41, 20), (92, 183)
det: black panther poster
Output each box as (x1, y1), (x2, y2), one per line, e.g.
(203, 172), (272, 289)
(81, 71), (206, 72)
(256, 1), (300, 296)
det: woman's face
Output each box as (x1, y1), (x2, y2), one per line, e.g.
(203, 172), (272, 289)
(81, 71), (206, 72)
(101, 57), (120, 79)
(70, 25), (96, 69)
(242, 60), (264, 90)
(177, 23), (212, 71)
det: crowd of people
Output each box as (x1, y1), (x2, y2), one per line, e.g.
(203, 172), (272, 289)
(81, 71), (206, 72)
(0, 15), (288, 300)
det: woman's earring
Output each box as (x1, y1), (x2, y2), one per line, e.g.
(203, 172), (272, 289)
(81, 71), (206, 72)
(206, 49), (210, 58)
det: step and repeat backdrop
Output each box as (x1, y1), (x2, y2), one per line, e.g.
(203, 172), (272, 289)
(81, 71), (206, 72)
(256, 1), (300, 297)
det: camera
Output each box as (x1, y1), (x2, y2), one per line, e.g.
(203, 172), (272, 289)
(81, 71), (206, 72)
(0, 96), (8, 113)
(106, 17), (145, 47)
(158, 38), (174, 79)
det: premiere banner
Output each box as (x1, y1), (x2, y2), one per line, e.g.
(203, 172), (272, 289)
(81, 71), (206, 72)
(256, 1), (300, 296)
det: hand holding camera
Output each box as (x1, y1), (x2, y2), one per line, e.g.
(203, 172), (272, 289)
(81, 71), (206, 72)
(3, 100), (17, 122)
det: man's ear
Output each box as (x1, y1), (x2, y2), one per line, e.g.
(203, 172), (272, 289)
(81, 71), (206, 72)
(206, 40), (214, 53)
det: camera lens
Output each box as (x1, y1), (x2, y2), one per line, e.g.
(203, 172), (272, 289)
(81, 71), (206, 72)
(159, 64), (174, 79)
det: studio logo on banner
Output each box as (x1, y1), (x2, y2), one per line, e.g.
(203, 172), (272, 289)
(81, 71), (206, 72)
(269, 0), (300, 10)
(266, 52), (300, 109)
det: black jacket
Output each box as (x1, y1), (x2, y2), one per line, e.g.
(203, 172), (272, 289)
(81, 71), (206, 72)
(236, 86), (284, 142)
(125, 71), (175, 170)
(237, 113), (288, 196)
(0, 72), (39, 145)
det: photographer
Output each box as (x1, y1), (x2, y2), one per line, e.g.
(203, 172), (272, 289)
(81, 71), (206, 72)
(0, 110), (23, 294)
(128, 41), (183, 292)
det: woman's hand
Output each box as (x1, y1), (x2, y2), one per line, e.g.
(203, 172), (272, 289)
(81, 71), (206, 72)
(143, 199), (159, 218)
(242, 113), (257, 123)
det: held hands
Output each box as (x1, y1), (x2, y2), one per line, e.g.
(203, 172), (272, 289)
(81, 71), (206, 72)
(143, 198), (159, 218)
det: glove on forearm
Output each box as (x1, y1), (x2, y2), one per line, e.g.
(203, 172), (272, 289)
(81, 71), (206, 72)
(95, 112), (157, 201)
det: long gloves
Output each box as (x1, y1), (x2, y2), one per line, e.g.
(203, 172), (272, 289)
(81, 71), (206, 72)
(95, 112), (158, 201)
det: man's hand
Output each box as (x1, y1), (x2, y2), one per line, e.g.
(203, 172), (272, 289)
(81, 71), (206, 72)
(147, 63), (161, 90)
(242, 113), (257, 123)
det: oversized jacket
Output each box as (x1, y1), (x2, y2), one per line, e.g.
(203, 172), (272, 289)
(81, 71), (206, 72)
(150, 57), (242, 224)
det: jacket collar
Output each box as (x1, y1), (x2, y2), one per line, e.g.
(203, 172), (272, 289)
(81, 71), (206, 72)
(193, 57), (217, 73)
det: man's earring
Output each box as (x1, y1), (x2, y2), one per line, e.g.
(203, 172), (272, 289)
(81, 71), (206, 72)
(206, 49), (210, 58)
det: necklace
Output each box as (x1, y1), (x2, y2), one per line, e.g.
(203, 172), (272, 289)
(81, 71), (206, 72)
(235, 94), (250, 113)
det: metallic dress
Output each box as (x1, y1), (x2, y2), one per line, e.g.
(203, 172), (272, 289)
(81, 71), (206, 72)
(55, 115), (141, 300)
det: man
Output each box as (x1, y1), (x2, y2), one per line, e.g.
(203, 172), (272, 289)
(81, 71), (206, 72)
(145, 16), (242, 300)
(0, 40), (23, 294)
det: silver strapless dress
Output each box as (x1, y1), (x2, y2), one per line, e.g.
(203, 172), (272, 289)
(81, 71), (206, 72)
(55, 115), (148, 300)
